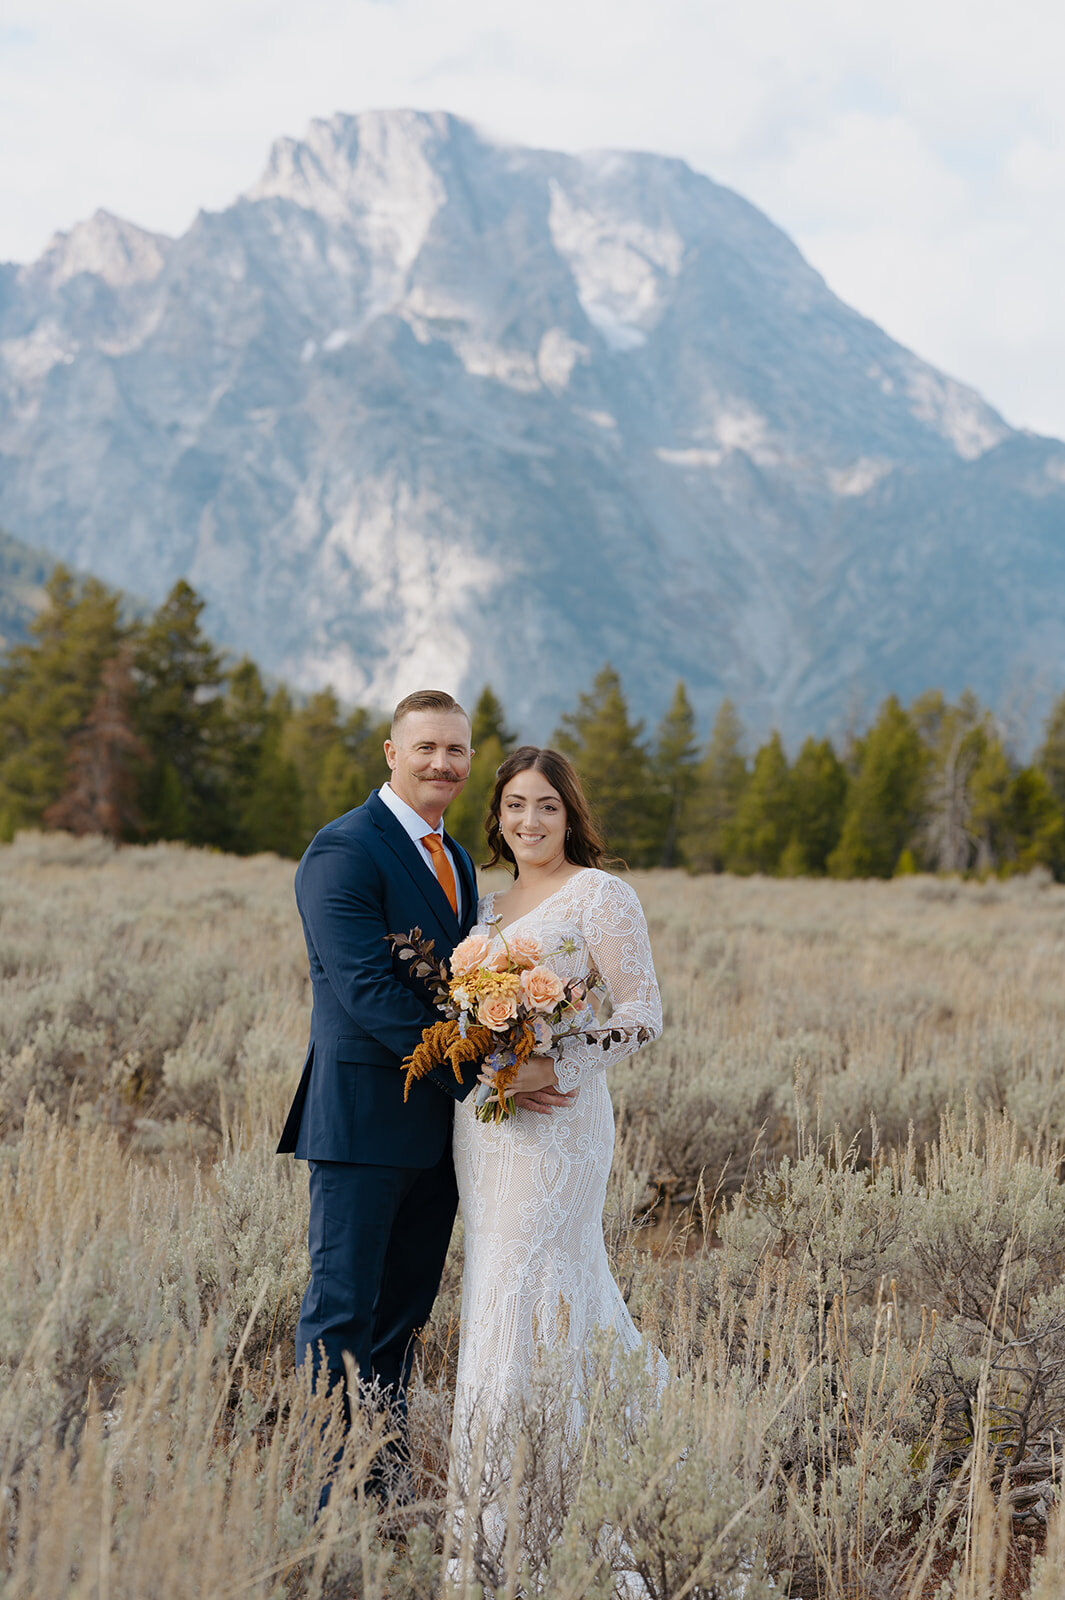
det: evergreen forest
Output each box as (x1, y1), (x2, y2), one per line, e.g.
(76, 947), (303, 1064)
(3, 565), (1065, 879)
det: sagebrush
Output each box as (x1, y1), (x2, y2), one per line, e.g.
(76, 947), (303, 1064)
(3, 832), (1065, 1598)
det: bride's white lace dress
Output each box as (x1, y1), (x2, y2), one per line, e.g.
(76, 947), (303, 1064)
(450, 867), (663, 1465)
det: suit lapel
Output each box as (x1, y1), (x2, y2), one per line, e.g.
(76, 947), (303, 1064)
(444, 828), (478, 934)
(368, 790), (462, 938)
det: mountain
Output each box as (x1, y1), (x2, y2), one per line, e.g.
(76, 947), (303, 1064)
(1, 109), (1063, 739)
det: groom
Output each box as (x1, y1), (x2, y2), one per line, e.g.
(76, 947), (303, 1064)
(277, 688), (484, 1446)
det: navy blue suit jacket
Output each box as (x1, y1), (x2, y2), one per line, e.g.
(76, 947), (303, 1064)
(277, 789), (480, 1167)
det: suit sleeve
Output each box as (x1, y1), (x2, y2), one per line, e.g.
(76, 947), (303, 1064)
(297, 829), (478, 1100)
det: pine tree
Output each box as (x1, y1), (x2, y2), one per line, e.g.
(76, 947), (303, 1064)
(239, 692), (304, 858)
(909, 688), (950, 751)
(654, 682), (699, 867)
(339, 705), (391, 799)
(217, 674), (306, 857)
(0, 567), (125, 837)
(43, 647), (145, 842)
(969, 731), (1013, 872)
(786, 737), (848, 874)
(828, 696), (925, 878)
(727, 731), (791, 874)
(554, 665), (657, 864)
(282, 688), (346, 839)
(133, 580), (227, 844)
(1037, 691), (1065, 810)
(152, 763), (189, 841)
(1005, 768), (1065, 876)
(304, 702), (391, 840)
(680, 699), (748, 874)
(470, 685), (517, 753)
(220, 657), (271, 853)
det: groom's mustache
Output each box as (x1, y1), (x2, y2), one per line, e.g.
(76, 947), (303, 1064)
(423, 768), (463, 783)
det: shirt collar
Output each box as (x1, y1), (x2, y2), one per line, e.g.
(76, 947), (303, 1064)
(378, 781), (445, 845)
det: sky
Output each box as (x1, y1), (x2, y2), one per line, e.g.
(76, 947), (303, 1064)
(3, 0), (1064, 439)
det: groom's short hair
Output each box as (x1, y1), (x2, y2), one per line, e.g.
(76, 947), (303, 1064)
(391, 689), (470, 737)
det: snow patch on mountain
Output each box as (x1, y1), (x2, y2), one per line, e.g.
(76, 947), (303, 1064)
(537, 328), (590, 392)
(714, 406), (770, 455)
(455, 339), (541, 391)
(657, 447), (725, 468)
(547, 177), (683, 348)
(828, 459), (892, 496)
(0, 323), (75, 384)
(904, 365), (1008, 460)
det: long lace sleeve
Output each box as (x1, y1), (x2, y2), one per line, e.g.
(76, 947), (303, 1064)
(553, 873), (663, 1092)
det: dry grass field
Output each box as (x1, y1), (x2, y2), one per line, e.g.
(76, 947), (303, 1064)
(4, 832), (1065, 1598)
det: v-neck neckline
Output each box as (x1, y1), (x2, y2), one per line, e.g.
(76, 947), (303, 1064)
(486, 867), (594, 933)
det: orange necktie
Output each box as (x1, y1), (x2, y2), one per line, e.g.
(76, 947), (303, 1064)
(422, 833), (458, 917)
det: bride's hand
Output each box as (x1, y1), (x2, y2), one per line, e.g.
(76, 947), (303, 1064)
(478, 1053), (559, 1096)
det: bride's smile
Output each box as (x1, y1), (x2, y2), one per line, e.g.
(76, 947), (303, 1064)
(500, 778), (569, 875)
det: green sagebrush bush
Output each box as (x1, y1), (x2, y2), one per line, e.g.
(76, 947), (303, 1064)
(0, 1105), (309, 1476)
(0, 831), (307, 1136)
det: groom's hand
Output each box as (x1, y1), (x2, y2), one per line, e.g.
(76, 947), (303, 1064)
(512, 1085), (579, 1114)
(501, 1053), (578, 1115)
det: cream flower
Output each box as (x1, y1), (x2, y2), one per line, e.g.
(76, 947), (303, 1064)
(521, 964), (567, 1012)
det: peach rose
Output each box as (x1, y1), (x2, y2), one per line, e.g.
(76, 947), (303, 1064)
(521, 964), (567, 1012)
(507, 931), (542, 970)
(483, 940), (511, 972)
(450, 933), (492, 978)
(478, 990), (519, 1031)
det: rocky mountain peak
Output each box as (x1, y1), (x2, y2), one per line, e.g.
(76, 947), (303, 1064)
(247, 107), (453, 227)
(0, 113), (1060, 738)
(28, 210), (171, 291)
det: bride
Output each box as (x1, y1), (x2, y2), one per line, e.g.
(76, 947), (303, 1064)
(449, 745), (664, 1536)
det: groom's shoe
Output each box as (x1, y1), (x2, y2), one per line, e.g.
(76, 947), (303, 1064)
(313, 1458), (416, 1520)
(367, 1439), (418, 1507)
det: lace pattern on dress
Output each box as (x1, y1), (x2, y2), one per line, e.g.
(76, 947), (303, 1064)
(450, 868), (663, 1472)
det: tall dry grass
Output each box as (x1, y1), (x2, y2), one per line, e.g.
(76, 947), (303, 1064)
(3, 832), (1065, 1597)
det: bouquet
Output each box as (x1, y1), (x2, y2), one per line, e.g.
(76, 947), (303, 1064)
(387, 919), (652, 1121)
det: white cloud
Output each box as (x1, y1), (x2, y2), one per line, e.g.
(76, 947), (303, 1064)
(2, 0), (1064, 436)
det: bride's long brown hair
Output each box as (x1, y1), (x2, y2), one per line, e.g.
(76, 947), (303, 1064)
(482, 747), (607, 875)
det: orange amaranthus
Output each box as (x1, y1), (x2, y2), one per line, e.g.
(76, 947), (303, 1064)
(399, 1016), (536, 1103)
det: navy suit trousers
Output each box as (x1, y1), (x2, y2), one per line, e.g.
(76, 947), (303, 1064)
(295, 1149), (458, 1411)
